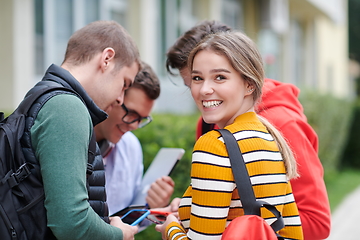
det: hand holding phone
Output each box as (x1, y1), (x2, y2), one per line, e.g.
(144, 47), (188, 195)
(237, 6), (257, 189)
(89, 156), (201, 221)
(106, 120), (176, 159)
(109, 217), (138, 239)
(146, 210), (171, 224)
(121, 209), (150, 226)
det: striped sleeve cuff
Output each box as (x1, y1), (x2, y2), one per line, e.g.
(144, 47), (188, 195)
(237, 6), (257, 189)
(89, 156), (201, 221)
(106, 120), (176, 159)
(165, 222), (187, 240)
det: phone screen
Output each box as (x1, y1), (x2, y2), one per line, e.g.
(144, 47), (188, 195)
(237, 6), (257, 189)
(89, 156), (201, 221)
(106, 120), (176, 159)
(121, 209), (150, 226)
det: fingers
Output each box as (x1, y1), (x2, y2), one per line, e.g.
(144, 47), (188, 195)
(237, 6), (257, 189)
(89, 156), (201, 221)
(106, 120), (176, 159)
(155, 214), (180, 240)
(155, 224), (166, 240)
(123, 225), (138, 240)
(169, 197), (181, 212)
(149, 204), (172, 213)
(147, 176), (175, 208)
(109, 217), (138, 240)
(161, 176), (175, 186)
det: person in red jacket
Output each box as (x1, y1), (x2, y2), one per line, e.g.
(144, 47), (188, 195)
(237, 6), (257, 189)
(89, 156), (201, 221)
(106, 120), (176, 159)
(166, 20), (331, 240)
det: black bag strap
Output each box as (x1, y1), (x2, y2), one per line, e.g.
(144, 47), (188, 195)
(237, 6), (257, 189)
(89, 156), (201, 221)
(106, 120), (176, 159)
(87, 131), (96, 176)
(15, 85), (74, 117)
(3, 83), (74, 156)
(216, 129), (285, 235)
(216, 129), (259, 215)
(0, 84), (74, 187)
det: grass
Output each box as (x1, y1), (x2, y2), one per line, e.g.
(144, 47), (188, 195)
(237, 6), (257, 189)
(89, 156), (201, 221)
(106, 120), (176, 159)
(324, 168), (360, 212)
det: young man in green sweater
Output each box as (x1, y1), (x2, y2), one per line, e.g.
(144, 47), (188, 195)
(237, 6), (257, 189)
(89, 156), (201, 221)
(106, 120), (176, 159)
(26, 20), (140, 240)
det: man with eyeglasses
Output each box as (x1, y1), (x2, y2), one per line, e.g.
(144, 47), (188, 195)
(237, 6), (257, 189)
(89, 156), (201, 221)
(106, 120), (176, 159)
(94, 62), (175, 216)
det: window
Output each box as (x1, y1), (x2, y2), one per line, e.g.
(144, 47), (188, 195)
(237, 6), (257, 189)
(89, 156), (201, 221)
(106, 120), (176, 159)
(258, 29), (282, 81)
(34, 0), (127, 81)
(159, 0), (198, 76)
(290, 19), (304, 86)
(221, 0), (244, 29)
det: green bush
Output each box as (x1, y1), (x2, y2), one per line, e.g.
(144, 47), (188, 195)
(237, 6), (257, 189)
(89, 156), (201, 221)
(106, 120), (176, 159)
(132, 112), (200, 239)
(341, 98), (360, 169)
(133, 112), (200, 198)
(298, 90), (354, 172)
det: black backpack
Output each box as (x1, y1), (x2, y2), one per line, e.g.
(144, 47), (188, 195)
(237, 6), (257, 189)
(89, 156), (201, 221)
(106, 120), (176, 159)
(0, 84), (81, 240)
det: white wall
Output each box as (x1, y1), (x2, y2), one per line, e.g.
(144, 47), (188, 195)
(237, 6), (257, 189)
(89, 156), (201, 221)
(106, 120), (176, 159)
(0, 0), (34, 111)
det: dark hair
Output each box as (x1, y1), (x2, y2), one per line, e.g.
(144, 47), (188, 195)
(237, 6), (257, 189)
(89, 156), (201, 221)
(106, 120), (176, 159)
(166, 20), (231, 74)
(63, 20), (140, 70)
(128, 61), (160, 100)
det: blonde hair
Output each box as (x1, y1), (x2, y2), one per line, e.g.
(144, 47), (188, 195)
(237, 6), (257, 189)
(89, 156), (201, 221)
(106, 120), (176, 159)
(188, 31), (298, 179)
(258, 116), (298, 179)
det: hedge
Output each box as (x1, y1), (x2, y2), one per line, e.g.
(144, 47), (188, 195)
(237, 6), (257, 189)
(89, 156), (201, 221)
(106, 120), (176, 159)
(132, 112), (200, 199)
(341, 98), (360, 169)
(298, 90), (353, 173)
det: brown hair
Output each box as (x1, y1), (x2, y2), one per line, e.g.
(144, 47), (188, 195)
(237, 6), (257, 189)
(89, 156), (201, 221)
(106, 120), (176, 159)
(188, 31), (298, 179)
(63, 20), (140, 70)
(166, 20), (231, 74)
(128, 61), (160, 100)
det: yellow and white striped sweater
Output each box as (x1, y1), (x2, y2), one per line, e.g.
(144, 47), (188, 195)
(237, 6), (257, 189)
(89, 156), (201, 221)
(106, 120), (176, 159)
(166, 112), (303, 240)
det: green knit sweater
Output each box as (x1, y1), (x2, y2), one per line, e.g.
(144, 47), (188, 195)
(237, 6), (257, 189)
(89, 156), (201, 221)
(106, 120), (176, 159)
(31, 94), (123, 240)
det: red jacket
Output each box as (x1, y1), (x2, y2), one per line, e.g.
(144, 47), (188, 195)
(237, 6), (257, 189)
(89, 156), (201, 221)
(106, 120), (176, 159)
(196, 79), (331, 240)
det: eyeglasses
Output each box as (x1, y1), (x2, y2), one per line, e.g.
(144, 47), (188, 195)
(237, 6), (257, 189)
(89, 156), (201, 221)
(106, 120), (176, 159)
(121, 104), (152, 128)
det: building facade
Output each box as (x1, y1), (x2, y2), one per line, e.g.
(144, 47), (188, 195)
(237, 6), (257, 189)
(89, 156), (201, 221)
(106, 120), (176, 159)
(0, 0), (349, 113)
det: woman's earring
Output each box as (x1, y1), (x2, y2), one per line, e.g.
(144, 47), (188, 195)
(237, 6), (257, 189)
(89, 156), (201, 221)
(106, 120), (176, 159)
(247, 88), (254, 93)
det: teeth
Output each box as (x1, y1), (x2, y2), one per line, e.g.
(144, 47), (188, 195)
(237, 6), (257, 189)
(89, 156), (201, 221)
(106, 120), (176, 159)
(203, 100), (222, 108)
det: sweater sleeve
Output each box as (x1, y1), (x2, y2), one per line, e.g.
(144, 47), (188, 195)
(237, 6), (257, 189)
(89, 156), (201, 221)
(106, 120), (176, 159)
(283, 120), (331, 240)
(165, 222), (187, 240)
(31, 94), (123, 240)
(185, 135), (233, 240)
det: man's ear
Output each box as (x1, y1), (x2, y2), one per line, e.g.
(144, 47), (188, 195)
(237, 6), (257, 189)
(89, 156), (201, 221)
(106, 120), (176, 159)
(100, 47), (115, 71)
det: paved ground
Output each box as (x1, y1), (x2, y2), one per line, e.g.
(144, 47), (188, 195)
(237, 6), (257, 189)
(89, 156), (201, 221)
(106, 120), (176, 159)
(326, 186), (360, 240)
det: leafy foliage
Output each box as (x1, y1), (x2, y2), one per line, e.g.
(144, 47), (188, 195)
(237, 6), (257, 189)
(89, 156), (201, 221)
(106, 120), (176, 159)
(133, 112), (200, 198)
(341, 98), (360, 168)
(298, 90), (354, 172)
(132, 112), (200, 239)
(349, 0), (360, 62)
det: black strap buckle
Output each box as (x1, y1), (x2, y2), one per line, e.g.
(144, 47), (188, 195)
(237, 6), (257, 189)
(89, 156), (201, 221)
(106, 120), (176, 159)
(7, 163), (33, 188)
(86, 163), (94, 176)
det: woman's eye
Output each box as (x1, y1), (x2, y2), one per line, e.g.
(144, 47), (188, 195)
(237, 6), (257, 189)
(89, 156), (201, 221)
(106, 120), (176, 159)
(216, 75), (226, 80)
(192, 76), (202, 81)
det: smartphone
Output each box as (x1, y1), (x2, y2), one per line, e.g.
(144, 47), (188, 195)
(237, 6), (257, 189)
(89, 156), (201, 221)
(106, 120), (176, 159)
(121, 209), (150, 226)
(146, 210), (171, 224)
(110, 205), (146, 217)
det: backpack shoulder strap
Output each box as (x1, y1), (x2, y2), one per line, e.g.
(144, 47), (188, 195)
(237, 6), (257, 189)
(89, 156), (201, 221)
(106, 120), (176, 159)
(87, 131), (96, 176)
(16, 84), (76, 117)
(216, 129), (259, 215)
(216, 128), (285, 234)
